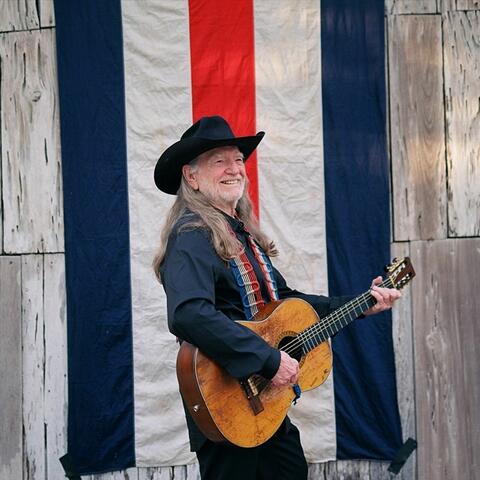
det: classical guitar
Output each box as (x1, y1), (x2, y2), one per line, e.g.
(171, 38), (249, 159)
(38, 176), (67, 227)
(176, 257), (415, 448)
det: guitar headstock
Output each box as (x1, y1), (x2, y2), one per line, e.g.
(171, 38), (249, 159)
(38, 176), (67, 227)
(385, 257), (415, 290)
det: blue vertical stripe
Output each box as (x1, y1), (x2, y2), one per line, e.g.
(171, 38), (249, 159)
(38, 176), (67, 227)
(54, 0), (135, 473)
(321, 0), (403, 459)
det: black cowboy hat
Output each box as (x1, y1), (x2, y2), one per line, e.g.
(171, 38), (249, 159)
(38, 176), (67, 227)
(154, 115), (265, 194)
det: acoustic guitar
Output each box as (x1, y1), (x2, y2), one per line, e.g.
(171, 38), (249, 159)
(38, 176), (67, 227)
(176, 257), (415, 448)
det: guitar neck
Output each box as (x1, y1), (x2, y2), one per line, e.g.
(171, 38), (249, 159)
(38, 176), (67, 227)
(298, 277), (395, 353)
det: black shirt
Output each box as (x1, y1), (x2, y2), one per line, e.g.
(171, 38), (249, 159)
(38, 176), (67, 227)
(160, 211), (351, 450)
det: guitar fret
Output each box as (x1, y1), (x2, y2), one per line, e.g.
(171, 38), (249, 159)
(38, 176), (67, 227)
(296, 263), (412, 354)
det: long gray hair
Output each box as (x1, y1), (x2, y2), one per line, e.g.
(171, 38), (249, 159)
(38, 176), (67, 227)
(152, 176), (277, 281)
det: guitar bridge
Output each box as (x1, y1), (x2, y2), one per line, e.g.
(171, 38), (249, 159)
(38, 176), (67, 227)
(240, 376), (264, 415)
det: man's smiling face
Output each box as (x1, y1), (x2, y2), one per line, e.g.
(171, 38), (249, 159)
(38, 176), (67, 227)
(183, 146), (246, 215)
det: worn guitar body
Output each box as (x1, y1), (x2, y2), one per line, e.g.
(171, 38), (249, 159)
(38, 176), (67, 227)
(176, 257), (415, 448)
(176, 298), (332, 448)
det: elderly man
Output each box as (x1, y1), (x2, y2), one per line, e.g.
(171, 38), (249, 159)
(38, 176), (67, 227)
(153, 116), (400, 480)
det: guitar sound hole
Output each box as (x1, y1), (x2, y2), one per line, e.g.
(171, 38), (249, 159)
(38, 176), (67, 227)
(278, 336), (303, 363)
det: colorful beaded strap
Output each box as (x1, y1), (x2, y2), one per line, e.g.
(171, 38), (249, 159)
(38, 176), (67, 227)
(247, 236), (279, 303)
(229, 227), (279, 320)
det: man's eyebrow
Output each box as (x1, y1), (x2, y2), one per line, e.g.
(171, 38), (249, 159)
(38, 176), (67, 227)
(209, 150), (244, 160)
(233, 150), (245, 160)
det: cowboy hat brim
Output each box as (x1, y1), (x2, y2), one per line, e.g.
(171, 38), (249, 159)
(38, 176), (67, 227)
(154, 132), (265, 194)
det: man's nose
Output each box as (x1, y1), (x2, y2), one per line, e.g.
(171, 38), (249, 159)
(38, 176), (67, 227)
(225, 160), (241, 174)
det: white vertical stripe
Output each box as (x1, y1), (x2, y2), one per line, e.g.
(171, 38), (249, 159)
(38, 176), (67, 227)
(122, 0), (194, 466)
(255, 0), (336, 462)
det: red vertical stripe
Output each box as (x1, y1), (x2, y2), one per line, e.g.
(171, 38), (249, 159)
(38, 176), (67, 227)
(188, 0), (259, 217)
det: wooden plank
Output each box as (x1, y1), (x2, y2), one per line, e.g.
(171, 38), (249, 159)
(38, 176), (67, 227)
(112, 468), (139, 479)
(391, 242), (416, 480)
(22, 254), (46, 480)
(89, 465), (194, 480)
(92, 469), (139, 480)
(185, 463), (200, 480)
(0, 29), (64, 254)
(411, 239), (480, 480)
(0, 0), (39, 32)
(389, 15), (447, 241)
(456, 0), (480, 9)
(438, 0), (458, 10)
(0, 129), (2, 251)
(307, 462), (327, 479)
(323, 460), (371, 479)
(171, 466), (187, 480)
(0, 256), (22, 480)
(439, 0), (480, 11)
(368, 461), (392, 479)
(136, 467), (172, 479)
(385, 0), (437, 14)
(40, 0), (55, 27)
(444, 11), (480, 236)
(44, 254), (68, 480)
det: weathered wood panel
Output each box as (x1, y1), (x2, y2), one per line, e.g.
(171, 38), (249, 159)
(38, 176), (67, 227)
(310, 459), (394, 479)
(0, 0), (39, 32)
(91, 468), (139, 480)
(44, 254), (67, 480)
(330, 460), (371, 479)
(385, 0), (437, 14)
(307, 462), (327, 479)
(185, 463), (201, 480)
(136, 467), (172, 480)
(40, 0), (55, 28)
(0, 256), (22, 480)
(368, 461), (393, 479)
(440, 0), (480, 11)
(391, 242), (416, 480)
(0, 140), (3, 251)
(22, 255), (46, 480)
(439, 0), (459, 10)
(456, 0), (480, 9)
(444, 11), (480, 236)
(0, 29), (64, 254)
(86, 465), (201, 480)
(389, 15), (447, 241)
(411, 239), (480, 480)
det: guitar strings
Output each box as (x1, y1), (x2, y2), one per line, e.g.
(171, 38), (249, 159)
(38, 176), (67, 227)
(249, 277), (396, 391)
(250, 278), (394, 391)
(280, 277), (394, 356)
(281, 280), (391, 356)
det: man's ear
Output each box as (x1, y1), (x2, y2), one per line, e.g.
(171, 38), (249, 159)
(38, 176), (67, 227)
(182, 164), (199, 190)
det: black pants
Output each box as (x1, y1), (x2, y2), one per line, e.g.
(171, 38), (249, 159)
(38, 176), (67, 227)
(196, 422), (308, 480)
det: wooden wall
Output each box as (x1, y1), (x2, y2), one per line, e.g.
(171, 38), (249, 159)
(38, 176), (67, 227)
(0, 1), (479, 479)
(387, 1), (480, 480)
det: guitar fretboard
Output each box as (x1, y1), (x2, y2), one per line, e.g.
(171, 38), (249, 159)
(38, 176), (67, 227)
(295, 277), (394, 353)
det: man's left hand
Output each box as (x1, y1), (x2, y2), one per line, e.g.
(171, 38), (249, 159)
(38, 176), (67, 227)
(363, 276), (401, 316)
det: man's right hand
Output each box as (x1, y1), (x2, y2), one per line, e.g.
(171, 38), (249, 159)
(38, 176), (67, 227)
(271, 350), (299, 386)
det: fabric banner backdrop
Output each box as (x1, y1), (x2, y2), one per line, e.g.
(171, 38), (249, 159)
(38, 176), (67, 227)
(54, 0), (402, 474)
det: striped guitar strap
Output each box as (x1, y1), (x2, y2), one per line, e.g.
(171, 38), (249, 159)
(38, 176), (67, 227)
(229, 230), (279, 320)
